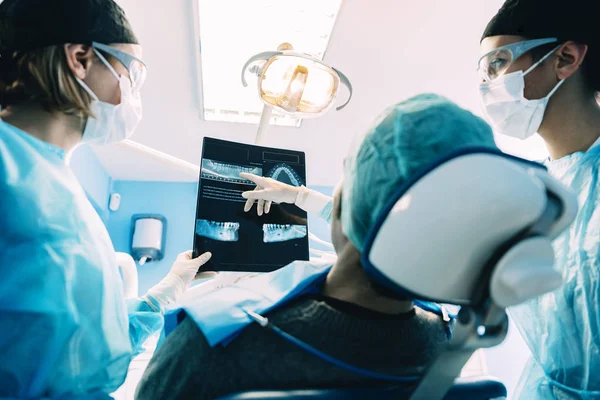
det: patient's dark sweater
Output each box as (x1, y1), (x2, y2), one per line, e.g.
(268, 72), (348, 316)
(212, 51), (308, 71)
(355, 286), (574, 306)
(136, 295), (449, 400)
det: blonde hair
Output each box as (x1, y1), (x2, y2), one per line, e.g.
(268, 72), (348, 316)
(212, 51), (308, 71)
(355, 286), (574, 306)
(0, 45), (93, 117)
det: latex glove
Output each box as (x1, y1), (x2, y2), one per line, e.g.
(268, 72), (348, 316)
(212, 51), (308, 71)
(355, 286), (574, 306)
(240, 172), (300, 216)
(240, 172), (333, 217)
(143, 251), (214, 312)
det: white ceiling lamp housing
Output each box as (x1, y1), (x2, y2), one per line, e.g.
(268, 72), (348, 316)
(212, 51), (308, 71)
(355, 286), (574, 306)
(242, 43), (353, 144)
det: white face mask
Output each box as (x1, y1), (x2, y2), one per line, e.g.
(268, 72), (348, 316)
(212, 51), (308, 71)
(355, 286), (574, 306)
(479, 47), (564, 140)
(76, 49), (143, 145)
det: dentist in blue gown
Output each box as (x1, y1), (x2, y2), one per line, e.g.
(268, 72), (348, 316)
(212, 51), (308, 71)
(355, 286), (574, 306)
(0, 0), (211, 397)
(478, 0), (600, 398)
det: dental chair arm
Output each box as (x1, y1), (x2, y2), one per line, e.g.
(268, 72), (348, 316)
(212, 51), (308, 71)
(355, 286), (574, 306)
(490, 237), (563, 308)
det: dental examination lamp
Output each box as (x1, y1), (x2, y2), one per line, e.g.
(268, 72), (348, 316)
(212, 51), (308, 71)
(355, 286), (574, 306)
(218, 148), (578, 400)
(241, 43), (353, 144)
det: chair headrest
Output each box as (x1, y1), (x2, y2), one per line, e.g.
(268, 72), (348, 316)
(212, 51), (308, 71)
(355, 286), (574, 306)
(361, 148), (578, 307)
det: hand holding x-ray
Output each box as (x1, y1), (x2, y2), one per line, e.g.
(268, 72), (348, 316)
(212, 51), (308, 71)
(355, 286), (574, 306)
(144, 250), (216, 312)
(240, 172), (300, 216)
(170, 250), (217, 282)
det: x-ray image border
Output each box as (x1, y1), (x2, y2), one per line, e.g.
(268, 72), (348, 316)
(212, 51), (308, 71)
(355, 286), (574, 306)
(193, 137), (309, 273)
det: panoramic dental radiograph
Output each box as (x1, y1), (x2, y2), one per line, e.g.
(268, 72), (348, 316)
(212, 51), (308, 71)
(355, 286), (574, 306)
(265, 163), (304, 187)
(196, 219), (240, 242)
(263, 224), (308, 243)
(201, 159), (263, 184)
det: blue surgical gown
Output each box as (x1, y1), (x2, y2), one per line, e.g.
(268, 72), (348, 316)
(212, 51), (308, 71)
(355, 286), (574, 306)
(510, 141), (600, 399)
(0, 121), (163, 397)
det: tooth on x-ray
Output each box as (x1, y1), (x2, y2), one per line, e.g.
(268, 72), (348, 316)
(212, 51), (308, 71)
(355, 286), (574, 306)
(266, 163), (304, 187)
(263, 224), (307, 243)
(201, 159), (262, 184)
(196, 219), (240, 242)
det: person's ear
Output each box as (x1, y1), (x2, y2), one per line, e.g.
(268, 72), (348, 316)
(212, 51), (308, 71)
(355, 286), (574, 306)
(64, 44), (94, 80)
(554, 41), (588, 81)
(333, 181), (344, 220)
(334, 190), (342, 219)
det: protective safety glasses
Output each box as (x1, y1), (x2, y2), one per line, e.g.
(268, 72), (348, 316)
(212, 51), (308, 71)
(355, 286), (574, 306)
(478, 38), (558, 82)
(92, 42), (147, 91)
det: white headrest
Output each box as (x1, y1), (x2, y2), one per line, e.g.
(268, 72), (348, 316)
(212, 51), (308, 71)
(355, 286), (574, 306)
(361, 149), (577, 306)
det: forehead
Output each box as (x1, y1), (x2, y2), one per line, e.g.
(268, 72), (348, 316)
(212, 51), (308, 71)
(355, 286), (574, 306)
(480, 35), (527, 56)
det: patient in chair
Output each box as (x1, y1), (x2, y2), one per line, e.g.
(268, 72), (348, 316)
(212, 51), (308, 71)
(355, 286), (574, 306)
(136, 94), (497, 400)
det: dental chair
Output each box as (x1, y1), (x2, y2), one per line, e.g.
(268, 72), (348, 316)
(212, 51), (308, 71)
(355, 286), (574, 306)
(217, 148), (578, 400)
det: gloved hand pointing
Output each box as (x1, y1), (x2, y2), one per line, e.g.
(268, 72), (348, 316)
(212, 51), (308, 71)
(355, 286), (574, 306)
(240, 172), (333, 219)
(240, 172), (300, 216)
(143, 251), (215, 312)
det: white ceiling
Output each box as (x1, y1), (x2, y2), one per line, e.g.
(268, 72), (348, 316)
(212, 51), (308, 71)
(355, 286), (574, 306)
(94, 0), (550, 185)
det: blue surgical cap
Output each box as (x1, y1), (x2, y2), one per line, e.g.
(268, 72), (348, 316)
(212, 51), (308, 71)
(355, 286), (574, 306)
(341, 93), (497, 252)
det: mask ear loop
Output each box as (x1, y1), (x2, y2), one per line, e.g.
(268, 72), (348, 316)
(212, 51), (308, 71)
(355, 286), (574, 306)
(74, 49), (123, 102)
(75, 77), (99, 101)
(93, 49), (121, 81)
(523, 45), (566, 98)
(523, 45), (561, 76)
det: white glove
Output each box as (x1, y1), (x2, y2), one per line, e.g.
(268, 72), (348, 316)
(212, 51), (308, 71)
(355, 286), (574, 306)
(143, 251), (214, 312)
(240, 172), (332, 217)
(240, 172), (300, 215)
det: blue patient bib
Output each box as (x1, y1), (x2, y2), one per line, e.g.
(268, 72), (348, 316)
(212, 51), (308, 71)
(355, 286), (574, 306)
(164, 260), (333, 346)
(164, 259), (454, 347)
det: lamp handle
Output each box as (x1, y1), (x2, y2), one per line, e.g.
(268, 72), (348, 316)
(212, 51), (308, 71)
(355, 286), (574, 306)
(241, 51), (282, 87)
(333, 67), (353, 111)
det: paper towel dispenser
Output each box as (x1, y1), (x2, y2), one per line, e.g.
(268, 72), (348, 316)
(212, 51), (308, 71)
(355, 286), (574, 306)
(130, 214), (167, 265)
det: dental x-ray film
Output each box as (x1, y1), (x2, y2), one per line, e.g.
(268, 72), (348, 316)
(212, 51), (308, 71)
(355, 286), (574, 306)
(193, 137), (309, 272)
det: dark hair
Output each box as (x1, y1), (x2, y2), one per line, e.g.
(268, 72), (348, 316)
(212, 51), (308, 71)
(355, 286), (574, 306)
(0, 0), (138, 113)
(0, 0), (138, 53)
(482, 0), (600, 94)
(529, 41), (600, 95)
(573, 45), (600, 95)
(0, 45), (93, 116)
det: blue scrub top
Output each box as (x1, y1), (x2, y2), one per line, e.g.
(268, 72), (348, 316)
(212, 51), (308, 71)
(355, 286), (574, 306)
(0, 121), (161, 397)
(510, 139), (600, 399)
